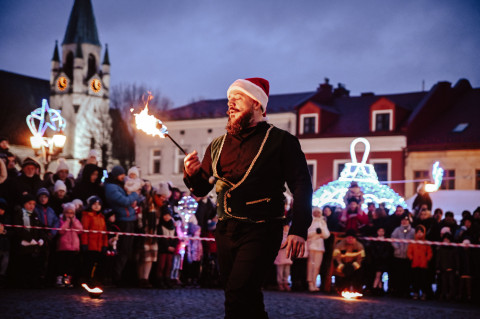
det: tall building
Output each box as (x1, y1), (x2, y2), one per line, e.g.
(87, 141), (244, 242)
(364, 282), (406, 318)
(49, 0), (112, 169)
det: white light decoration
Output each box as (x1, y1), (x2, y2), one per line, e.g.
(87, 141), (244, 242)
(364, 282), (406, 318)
(26, 99), (66, 148)
(312, 137), (407, 211)
(177, 196), (198, 232)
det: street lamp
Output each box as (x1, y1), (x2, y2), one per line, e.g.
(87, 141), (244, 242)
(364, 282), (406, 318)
(26, 99), (67, 171)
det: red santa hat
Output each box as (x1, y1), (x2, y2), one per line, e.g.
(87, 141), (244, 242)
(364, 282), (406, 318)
(227, 77), (269, 115)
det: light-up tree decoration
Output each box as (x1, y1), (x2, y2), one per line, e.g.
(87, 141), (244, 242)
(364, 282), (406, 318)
(26, 99), (66, 170)
(312, 138), (407, 212)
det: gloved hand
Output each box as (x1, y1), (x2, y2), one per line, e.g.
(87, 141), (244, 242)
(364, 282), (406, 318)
(336, 263), (345, 272)
(38, 239), (44, 246)
(21, 240), (31, 246)
(30, 239), (38, 246)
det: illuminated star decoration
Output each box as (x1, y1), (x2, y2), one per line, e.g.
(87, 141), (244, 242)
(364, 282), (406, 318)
(312, 137), (407, 212)
(26, 99), (66, 147)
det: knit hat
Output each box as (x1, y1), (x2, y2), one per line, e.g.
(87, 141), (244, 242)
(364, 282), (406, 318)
(157, 181), (172, 198)
(22, 157), (40, 169)
(36, 187), (50, 198)
(72, 198), (84, 209)
(56, 158), (69, 173)
(227, 77), (269, 114)
(415, 224), (426, 234)
(54, 180), (67, 193)
(62, 202), (76, 214)
(88, 149), (98, 160)
(440, 226), (451, 236)
(21, 193), (36, 205)
(127, 166), (140, 178)
(110, 165), (125, 179)
(86, 195), (102, 209)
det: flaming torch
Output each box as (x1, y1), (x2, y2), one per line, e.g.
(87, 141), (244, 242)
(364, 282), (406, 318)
(131, 93), (187, 155)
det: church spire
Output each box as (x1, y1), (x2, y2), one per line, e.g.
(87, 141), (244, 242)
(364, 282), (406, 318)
(62, 0), (100, 46)
(102, 44), (110, 65)
(52, 40), (60, 62)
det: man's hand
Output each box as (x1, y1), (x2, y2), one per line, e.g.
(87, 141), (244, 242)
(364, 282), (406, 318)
(281, 234), (305, 259)
(184, 150), (201, 176)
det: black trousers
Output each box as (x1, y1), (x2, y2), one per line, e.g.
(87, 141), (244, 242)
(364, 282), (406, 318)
(215, 219), (283, 319)
(114, 220), (135, 282)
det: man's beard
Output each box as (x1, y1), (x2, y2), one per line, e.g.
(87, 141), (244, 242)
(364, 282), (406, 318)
(226, 107), (254, 135)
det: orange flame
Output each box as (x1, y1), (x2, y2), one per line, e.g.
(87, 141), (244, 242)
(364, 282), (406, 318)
(341, 290), (363, 300)
(131, 92), (168, 138)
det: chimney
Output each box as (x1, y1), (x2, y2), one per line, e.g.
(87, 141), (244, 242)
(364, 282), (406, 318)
(316, 77), (333, 103)
(333, 83), (350, 97)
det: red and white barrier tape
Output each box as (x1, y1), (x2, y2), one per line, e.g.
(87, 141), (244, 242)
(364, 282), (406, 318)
(4, 224), (480, 248)
(3, 224), (215, 242)
(360, 236), (480, 248)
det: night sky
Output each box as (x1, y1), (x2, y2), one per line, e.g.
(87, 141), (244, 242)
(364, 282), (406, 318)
(1, 0), (479, 107)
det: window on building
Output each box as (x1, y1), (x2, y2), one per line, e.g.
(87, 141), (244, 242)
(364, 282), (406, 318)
(440, 170), (455, 190)
(373, 162), (389, 182)
(300, 113), (318, 134)
(413, 170), (429, 192)
(476, 170), (480, 190)
(65, 51), (74, 79)
(337, 163), (346, 178)
(175, 147), (189, 174)
(151, 149), (161, 174)
(303, 117), (316, 134)
(375, 113), (390, 132)
(87, 54), (96, 80)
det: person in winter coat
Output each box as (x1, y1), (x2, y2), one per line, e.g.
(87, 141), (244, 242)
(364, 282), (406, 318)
(104, 165), (139, 285)
(274, 222), (293, 291)
(407, 225), (433, 300)
(306, 207), (330, 292)
(12, 157), (43, 206)
(338, 197), (368, 233)
(11, 194), (48, 287)
(56, 202), (83, 287)
(71, 163), (104, 204)
(390, 214), (415, 297)
(81, 196), (108, 285)
(34, 188), (59, 242)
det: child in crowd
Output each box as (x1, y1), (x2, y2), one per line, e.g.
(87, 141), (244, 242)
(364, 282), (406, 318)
(306, 207), (330, 292)
(407, 225), (433, 300)
(81, 196), (108, 285)
(124, 167), (144, 195)
(435, 232), (459, 301)
(184, 224), (203, 287)
(274, 221), (293, 291)
(50, 180), (70, 216)
(34, 188), (59, 243)
(103, 210), (119, 286)
(56, 202), (83, 287)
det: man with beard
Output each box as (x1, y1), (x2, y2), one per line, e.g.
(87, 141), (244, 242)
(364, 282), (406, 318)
(184, 77), (312, 319)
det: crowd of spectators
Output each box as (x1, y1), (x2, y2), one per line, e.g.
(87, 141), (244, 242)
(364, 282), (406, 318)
(1, 138), (480, 304)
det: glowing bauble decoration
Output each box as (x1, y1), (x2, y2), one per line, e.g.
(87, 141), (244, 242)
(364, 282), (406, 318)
(177, 195), (198, 231)
(312, 137), (407, 211)
(26, 99), (66, 148)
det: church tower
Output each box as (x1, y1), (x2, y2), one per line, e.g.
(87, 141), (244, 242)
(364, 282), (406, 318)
(50, 0), (112, 170)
